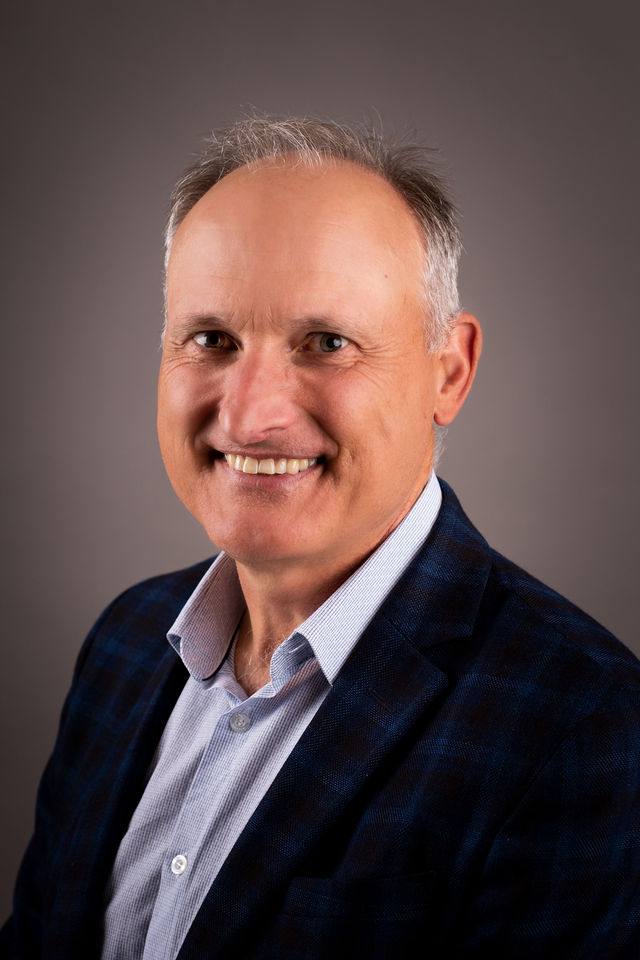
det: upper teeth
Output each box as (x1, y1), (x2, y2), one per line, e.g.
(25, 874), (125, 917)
(224, 454), (318, 475)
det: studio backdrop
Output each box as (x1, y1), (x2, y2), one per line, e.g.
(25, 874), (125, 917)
(1, 0), (638, 921)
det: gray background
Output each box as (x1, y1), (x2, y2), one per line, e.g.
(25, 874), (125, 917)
(2, 0), (638, 922)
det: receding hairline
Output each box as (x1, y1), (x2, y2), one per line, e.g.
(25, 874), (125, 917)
(170, 152), (427, 261)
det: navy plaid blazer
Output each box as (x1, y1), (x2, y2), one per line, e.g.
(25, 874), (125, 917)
(3, 481), (640, 958)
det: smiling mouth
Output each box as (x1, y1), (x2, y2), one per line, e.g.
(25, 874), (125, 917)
(223, 453), (319, 475)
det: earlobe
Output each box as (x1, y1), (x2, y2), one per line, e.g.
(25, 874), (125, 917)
(433, 313), (482, 426)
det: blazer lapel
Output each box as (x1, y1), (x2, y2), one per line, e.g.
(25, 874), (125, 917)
(47, 615), (190, 955)
(179, 482), (492, 958)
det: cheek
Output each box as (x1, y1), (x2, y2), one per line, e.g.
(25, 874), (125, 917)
(158, 365), (217, 442)
(332, 362), (434, 446)
(158, 370), (213, 510)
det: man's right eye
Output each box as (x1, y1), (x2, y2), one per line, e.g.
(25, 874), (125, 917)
(193, 331), (237, 349)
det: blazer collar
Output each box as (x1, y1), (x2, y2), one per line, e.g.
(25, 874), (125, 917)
(381, 478), (492, 650)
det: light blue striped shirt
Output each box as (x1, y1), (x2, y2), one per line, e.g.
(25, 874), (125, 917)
(101, 473), (442, 959)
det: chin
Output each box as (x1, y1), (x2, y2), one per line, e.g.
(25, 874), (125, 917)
(202, 521), (305, 565)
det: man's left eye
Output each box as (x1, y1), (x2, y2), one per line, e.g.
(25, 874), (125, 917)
(310, 333), (348, 353)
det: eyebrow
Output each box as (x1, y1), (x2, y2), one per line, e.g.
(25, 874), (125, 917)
(286, 315), (360, 334)
(173, 312), (230, 327)
(169, 313), (233, 338)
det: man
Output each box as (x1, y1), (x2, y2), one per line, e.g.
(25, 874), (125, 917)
(3, 117), (639, 958)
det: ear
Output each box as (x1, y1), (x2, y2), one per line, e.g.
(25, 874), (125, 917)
(433, 313), (482, 426)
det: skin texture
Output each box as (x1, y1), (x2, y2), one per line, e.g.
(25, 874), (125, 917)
(158, 158), (481, 691)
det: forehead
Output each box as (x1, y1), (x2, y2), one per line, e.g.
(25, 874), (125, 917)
(172, 158), (423, 269)
(166, 158), (425, 322)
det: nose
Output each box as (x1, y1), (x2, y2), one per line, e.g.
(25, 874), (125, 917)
(217, 348), (299, 446)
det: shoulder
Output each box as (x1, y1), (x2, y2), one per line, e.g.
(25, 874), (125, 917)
(101, 557), (215, 620)
(426, 481), (640, 729)
(50, 558), (216, 780)
(475, 545), (640, 757)
(487, 544), (639, 687)
(72, 557), (216, 675)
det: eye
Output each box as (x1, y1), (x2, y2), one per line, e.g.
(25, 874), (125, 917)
(193, 331), (237, 350)
(306, 333), (349, 353)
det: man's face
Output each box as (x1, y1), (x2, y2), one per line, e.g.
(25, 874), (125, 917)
(159, 159), (445, 580)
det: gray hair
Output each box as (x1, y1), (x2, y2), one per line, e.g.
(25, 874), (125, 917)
(165, 116), (462, 351)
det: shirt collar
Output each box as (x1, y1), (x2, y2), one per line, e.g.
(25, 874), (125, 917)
(168, 553), (244, 681)
(168, 473), (442, 683)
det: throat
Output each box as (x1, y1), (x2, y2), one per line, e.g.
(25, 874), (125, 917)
(232, 612), (284, 696)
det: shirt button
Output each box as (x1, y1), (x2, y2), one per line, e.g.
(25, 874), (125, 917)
(229, 711), (252, 732)
(171, 854), (188, 875)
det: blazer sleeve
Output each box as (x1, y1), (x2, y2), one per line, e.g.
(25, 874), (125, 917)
(0, 596), (120, 959)
(454, 682), (640, 957)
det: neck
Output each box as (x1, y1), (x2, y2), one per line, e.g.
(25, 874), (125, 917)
(232, 554), (359, 695)
(236, 556), (353, 642)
